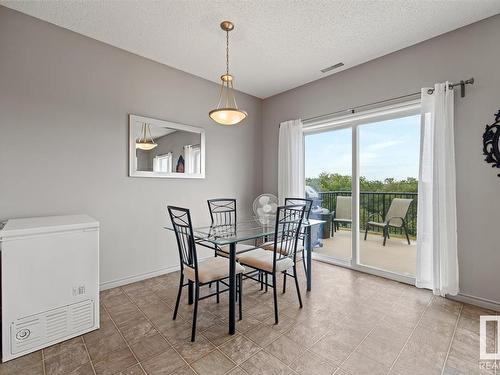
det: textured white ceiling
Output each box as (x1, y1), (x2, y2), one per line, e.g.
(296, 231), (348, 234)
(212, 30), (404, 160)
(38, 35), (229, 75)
(2, 0), (500, 98)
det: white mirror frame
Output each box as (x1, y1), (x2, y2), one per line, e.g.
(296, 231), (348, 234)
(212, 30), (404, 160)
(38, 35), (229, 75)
(129, 114), (206, 179)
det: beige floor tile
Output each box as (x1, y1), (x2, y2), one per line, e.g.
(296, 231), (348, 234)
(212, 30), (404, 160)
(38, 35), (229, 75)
(1, 261), (490, 375)
(219, 336), (261, 365)
(191, 350), (236, 375)
(169, 365), (197, 375)
(240, 350), (289, 375)
(43, 337), (84, 360)
(226, 367), (249, 375)
(103, 292), (131, 308)
(92, 347), (137, 375)
(341, 351), (389, 375)
(67, 362), (95, 375)
(289, 350), (336, 375)
(172, 335), (216, 363)
(245, 303), (276, 322)
(202, 322), (240, 346)
(0, 351), (43, 375)
(140, 301), (173, 320)
(449, 328), (494, 364)
(101, 288), (128, 306)
(117, 315), (157, 344)
(390, 340), (445, 375)
(355, 332), (404, 367)
(152, 316), (193, 342)
(129, 333), (171, 362)
(284, 320), (330, 348)
(310, 332), (355, 365)
(44, 338), (89, 375)
(107, 303), (144, 326)
(244, 324), (282, 347)
(116, 364), (146, 375)
(419, 306), (459, 337)
(231, 315), (266, 334)
(140, 348), (186, 375)
(265, 334), (306, 365)
(84, 324), (128, 363)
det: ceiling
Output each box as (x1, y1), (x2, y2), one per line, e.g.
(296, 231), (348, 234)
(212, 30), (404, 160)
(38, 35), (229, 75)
(2, 1), (500, 98)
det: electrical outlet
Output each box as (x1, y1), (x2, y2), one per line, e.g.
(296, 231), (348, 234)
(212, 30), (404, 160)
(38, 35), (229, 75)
(72, 285), (86, 296)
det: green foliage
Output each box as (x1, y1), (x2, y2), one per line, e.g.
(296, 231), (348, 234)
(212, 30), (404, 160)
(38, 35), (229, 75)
(306, 173), (418, 193)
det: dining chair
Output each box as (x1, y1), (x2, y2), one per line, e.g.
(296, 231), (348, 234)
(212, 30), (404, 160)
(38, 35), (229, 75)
(238, 204), (306, 324)
(168, 205), (244, 341)
(207, 198), (256, 257)
(262, 198), (312, 278)
(364, 198), (413, 246)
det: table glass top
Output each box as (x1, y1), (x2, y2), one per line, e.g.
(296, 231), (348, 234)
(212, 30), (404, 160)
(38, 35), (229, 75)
(164, 217), (324, 246)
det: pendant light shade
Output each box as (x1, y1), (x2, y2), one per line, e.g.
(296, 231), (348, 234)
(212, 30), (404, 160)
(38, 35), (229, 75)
(209, 21), (247, 126)
(136, 123), (157, 150)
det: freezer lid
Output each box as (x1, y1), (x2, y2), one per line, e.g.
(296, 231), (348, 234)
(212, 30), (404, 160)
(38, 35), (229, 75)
(0, 215), (99, 239)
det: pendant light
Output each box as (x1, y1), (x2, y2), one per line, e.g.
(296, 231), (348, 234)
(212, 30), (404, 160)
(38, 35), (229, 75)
(136, 123), (157, 150)
(209, 21), (247, 126)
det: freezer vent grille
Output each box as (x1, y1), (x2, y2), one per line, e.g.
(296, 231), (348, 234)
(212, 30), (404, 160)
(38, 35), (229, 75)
(11, 300), (94, 355)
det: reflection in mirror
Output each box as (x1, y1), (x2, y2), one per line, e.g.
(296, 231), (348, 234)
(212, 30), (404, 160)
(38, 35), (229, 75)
(129, 115), (205, 178)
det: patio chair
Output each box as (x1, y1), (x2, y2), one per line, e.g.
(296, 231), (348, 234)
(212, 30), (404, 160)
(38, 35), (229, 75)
(364, 198), (412, 246)
(332, 196), (352, 235)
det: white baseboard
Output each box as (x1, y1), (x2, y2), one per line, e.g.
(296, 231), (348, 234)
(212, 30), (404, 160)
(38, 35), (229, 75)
(99, 256), (212, 291)
(449, 293), (500, 312)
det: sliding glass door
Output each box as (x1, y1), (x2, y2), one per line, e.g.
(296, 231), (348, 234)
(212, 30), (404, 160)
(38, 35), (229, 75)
(305, 127), (352, 263)
(358, 115), (420, 277)
(304, 101), (421, 283)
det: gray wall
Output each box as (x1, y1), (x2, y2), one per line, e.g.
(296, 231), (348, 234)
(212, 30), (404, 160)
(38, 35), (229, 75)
(262, 14), (500, 304)
(0, 7), (262, 288)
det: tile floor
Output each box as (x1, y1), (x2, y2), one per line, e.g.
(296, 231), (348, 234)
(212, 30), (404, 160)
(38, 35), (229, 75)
(0, 261), (497, 375)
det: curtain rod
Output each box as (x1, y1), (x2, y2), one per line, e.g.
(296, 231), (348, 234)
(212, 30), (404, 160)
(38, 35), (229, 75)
(301, 78), (474, 124)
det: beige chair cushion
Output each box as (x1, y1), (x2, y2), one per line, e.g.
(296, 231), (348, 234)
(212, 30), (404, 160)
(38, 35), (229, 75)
(261, 241), (303, 255)
(216, 244), (256, 258)
(238, 248), (294, 273)
(184, 257), (245, 284)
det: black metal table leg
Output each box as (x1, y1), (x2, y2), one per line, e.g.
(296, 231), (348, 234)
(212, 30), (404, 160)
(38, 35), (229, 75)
(188, 280), (194, 305)
(228, 242), (236, 335)
(305, 225), (312, 291)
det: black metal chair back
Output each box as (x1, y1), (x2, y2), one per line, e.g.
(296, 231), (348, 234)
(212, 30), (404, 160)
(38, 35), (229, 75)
(207, 198), (237, 225)
(284, 198), (313, 219)
(272, 204), (306, 268)
(168, 206), (198, 274)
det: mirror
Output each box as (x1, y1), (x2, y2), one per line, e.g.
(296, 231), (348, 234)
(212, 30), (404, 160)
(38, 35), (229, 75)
(129, 114), (205, 178)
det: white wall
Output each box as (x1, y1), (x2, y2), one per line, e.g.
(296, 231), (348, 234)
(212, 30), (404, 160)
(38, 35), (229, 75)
(0, 7), (262, 288)
(261, 14), (500, 306)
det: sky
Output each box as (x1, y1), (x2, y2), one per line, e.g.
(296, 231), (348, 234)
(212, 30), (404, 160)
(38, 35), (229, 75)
(305, 115), (421, 181)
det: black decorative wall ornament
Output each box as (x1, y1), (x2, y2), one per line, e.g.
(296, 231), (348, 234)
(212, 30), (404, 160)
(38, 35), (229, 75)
(483, 110), (500, 177)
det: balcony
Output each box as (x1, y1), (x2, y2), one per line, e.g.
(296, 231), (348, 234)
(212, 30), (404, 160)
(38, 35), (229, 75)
(312, 191), (417, 277)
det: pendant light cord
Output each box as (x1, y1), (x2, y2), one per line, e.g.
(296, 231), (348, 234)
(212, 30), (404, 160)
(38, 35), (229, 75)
(226, 29), (229, 76)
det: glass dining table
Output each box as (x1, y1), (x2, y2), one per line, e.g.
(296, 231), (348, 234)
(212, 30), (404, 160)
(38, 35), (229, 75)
(164, 217), (324, 335)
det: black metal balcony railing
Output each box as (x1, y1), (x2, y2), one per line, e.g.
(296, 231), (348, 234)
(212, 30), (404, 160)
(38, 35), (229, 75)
(317, 191), (418, 237)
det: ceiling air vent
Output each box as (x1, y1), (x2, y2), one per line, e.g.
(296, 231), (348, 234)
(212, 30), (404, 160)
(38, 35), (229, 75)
(321, 62), (344, 73)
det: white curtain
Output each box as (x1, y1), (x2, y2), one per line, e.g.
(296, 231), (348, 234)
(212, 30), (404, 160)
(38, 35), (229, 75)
(184, 145), (201, 174)
(416, 82), (459, 296)
(153, 153), (172, 173)
(278, 119), (305, 205)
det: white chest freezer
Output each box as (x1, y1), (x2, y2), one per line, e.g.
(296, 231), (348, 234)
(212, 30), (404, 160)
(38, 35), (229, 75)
(0, 215), (100, 362)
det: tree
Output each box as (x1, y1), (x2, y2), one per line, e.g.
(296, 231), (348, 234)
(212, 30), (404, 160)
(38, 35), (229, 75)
(306, 173), (418, 193)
